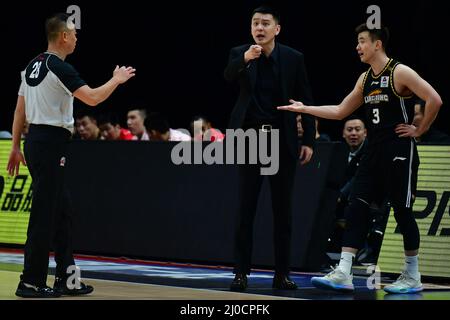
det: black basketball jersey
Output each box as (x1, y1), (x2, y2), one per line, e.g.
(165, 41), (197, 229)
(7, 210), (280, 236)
(362, 58), (416, 145)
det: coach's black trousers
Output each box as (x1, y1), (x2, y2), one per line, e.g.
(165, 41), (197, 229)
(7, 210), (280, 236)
(22, 125), (75, 286)
(233, 128), (297, 275)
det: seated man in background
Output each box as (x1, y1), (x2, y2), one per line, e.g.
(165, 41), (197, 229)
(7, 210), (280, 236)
(413, 99), (450, 144)
(325, 117), (367, 259)
(325, 116), (389, 267)
(297, 114), (330, 142)
(98, 112), (134, 141)
(144, 112), (191, 141)
(127, 108), (149, 141)
(0, 130), (12, 138)
(315, 118), (331, 142)
(75, 112), (101, 140)
(296, 114), (304, 141)
(190, 115), (225, 141)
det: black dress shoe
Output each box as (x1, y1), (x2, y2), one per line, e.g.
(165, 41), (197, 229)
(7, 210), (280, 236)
(230, 273), (247, 291)
(16, 281), (61, 298)
(53, 277), (94, 296)
(272, 274), (298, 290)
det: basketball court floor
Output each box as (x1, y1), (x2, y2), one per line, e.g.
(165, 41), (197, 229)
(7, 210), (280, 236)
(1, 248), (449, 301)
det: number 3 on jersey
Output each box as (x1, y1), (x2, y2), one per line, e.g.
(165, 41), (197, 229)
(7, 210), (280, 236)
(29, 61), (42, 79)
(372, 108), (380, 124)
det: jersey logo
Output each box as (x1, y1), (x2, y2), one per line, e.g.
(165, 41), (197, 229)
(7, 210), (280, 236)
(371, 81), (379, 86)
(364, 89), (389, 104)
(393, 157), (407, 161)
(381, 76), (389, 88)
(25, 54), (49, 87)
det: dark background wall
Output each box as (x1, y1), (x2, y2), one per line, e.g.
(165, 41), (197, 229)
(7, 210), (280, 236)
(65, 141), (347, 270)
(1, 0), (448, 139)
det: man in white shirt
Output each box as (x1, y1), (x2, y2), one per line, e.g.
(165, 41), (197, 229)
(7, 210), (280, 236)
(144, 112), (191, 141)
(7, 12), (135, 298)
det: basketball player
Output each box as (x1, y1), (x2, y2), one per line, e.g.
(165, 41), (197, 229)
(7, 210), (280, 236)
(278, 23), (442, 294)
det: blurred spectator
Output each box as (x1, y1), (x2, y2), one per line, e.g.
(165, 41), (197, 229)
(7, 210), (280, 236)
(297, 115), (330, 142)
(413, 99), (450, 143)
(323, 117), (390, 267)
(144, 112), (191, 141)
(1, 121), (30, 139)
(75, 113), (101, 140)
(127, 108), (149, 140)
(22, 120), (29, 138)
(0, 130), (12, 138)
(326, 117), (368, 254)
(296, 114), (304, 139)
(315, 118), (331, 142)
(98, 113), (134, 141)
(190, 115), (225, 141)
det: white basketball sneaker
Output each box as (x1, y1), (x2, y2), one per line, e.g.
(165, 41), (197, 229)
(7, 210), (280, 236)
(311, 266), (354, 292)
(384, 271), (423, 294)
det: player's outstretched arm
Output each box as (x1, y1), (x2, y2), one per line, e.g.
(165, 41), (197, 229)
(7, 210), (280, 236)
(278, 73), (365, 120)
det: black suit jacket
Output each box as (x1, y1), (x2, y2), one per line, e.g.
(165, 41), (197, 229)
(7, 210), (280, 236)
(224, 43), (316, 158)
(340, 138), (368, 201)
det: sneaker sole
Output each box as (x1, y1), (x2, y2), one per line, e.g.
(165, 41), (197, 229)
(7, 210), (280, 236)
(15, 289), (61, 298)
(384, 286), (423, 294)
(57, 288), (94, 296)
(311, 277), (354, 292)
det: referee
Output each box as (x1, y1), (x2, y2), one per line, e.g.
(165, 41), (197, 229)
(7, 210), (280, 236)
(7, 13), (135, 298)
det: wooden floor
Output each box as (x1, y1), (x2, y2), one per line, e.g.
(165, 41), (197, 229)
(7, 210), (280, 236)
(0, 270), (296, 300)
(2, 252), (448, 301)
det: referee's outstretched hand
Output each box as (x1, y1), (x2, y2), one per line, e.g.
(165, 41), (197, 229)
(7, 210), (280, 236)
(7, 148), (26, 176)
(113, 65), (136, 84)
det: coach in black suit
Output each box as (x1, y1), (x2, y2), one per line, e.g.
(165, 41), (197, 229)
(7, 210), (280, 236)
(224, 6), (316, 291)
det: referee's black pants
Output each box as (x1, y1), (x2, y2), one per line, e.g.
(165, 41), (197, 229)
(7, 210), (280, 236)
(22, 125), (75, 286)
